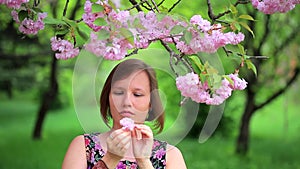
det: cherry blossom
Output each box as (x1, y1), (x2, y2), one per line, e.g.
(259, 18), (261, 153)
(120, 117), (135, 131)
(251, 0), (300, 14)
(50, 36), (80, 60)
(0, 0), (29, 9)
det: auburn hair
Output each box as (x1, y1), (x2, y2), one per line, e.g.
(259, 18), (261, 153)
(100, 59), (165, 133)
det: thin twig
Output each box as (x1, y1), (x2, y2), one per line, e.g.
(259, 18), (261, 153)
(159, 40), (194, 76)
(208, 0), (251, 21)
(150, 0), (160, 12)
(63, 0), (70, 17)
(141, 1), (154, 11)
(157, 0), (166, 7)
(34, 0), (40, 7)
(125, 49), (139, 57)
(223, 47), (268, 59)
(129, 0), (143, 11)
(168, 0), (182, 12)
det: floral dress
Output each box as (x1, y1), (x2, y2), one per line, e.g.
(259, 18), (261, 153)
(84, 133), (167, 169)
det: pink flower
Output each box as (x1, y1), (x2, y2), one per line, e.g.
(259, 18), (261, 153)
(11, 10), (20, 23)
(228, 73), (247, 90)
(50, 36), (79, 60)
(82, 0), (107, 32)
(120, 117), (135, 131)
(154, 148), (166, 159)
(0, 0), (29, 9)
(251, 0), (300, 14)
(18, 12), (47, 35)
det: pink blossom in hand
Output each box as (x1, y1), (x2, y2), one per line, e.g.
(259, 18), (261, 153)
(120, 117), (135, 131)
(0, 0), (29, 9)
(50, 36), (80, 60)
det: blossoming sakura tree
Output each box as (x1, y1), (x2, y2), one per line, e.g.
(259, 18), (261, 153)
(1, 0), (299, 105)
(1, 0), (300, 155)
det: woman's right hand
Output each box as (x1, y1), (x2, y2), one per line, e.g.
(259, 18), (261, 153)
(106, 129), (131, 159)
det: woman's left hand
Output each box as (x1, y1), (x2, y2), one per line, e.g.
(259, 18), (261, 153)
(131, 124), (154, 160)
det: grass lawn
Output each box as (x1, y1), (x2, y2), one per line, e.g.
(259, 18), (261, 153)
(0, 97), (299, 169)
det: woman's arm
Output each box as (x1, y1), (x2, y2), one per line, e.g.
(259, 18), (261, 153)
(166, 145), (187, 169)
(62, 135), (87, 169)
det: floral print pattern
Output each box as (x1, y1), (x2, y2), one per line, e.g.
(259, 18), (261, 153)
(84, 133), (167, 169)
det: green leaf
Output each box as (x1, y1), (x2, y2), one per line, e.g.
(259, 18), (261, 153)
(97, 29), (110, 40)
(18, 10), (28, 21)
(43, 17), (66, 25)
(238, 14), (255, 21)
(32, 7), (43, 13)
(229, 4), (238, 15)
(76, 27), (89, 41)
(156, 13), (166, 21)
(56, 28), (69, 36)
(94, 17), (107, 26)
(92, 4), (104, 13)
(237, 44), (245, 55)
(246, 60), (257, 76)
(239, 22), (255, 38)
(184, 30), (193, 45)
(62, 17), (77, 28)
(170, 25), (185, 34)
(189, 55), (204, 72)
(120, 28), (134, 45)
(233, 22), (241, 31)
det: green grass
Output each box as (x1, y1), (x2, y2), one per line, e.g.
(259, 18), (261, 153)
(1, 96), (300, 169)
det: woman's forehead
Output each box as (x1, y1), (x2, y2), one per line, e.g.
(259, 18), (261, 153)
(111, 71), (150, 89)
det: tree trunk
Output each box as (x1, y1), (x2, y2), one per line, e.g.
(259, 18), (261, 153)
(32, 55), (58, 139)
(236, 89), (256, 155)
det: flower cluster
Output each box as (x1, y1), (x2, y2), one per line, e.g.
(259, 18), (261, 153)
(177, 15), (245, 54)
(0, 0), (29, 9)
(251, 0), (300, 14)
(83, 1), (245, 60)
(120, 117), (135, 131)
(11, 10), (47, 35)
(82, 0), (108, 32)
(176, 72), (247, 105)
(50, 36), (80, 60)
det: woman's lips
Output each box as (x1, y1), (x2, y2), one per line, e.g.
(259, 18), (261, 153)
(120, 111), (134, 117)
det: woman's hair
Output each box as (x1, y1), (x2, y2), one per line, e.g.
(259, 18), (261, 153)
(100, 59), (165, 133)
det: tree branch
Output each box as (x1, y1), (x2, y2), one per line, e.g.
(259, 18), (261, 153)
(129, 0), (143, 12)
(168, 0), (182, 12)
(159, 40), (194, 76)
(255, 67), (300, 111)
(207, 0), (250, 21)
(63, 0), (70, 17)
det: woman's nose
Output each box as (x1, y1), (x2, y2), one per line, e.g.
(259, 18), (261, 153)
(122, 93), (132, 107)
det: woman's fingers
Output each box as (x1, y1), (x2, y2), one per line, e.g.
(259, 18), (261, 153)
(133, 124), (153, 139)
(106, 129), (131, 157)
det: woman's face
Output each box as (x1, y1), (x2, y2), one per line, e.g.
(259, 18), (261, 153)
(109, 70), (151, 128)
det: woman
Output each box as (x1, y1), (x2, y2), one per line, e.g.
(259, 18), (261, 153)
(62, 59), (187, 169)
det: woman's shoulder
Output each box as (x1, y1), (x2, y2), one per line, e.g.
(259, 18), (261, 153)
(165, 144), (187, 168)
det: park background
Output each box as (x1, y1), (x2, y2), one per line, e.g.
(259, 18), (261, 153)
(1, 0), (300, 169)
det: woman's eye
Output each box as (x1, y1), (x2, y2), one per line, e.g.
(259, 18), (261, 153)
(133, 93), (144, 97)
(113, 91), (124, 95)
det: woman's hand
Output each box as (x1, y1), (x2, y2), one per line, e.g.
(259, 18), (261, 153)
(132, 124), (154, 160)
(106, 129), (131, 159)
